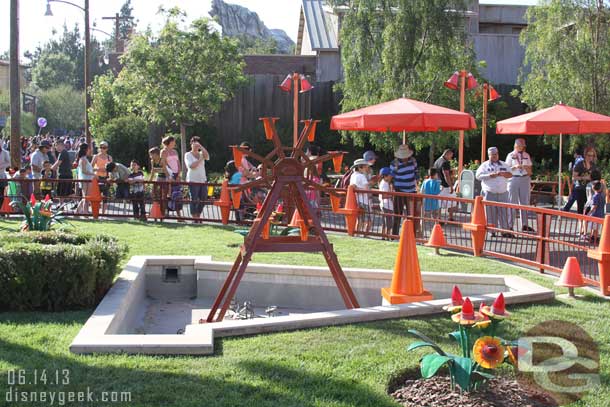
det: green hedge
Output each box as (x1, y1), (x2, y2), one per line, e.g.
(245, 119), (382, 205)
(0, 231), (127, 311)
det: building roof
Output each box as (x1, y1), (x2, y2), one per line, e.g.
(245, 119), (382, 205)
(301, 0), (338, 51)
(0, 60), (29, 68)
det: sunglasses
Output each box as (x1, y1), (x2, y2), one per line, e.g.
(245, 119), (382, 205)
(100, 146), (108, 149)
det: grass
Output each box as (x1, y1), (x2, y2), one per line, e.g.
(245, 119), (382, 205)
(0, 218), (608, 406)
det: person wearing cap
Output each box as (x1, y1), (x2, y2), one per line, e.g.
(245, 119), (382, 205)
(378, 167), (394, 239)
(350, 158), (373, 232)
(505, 138), (534, 232)
(391, 144), (418, 235)
(476, 147), (513, 237)
(30, 141), (50, 179)
(434, 149), (457, 221)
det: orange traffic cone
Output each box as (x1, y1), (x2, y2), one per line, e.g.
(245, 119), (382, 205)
(588, 214), (610, 295)
(556, 257), (586, 297)
(289, 209), (308, 241)
(86, 176), (102, 219)
(381, 219), (433, 304)
(214, 180), (232, 224)
(425, 223), (447, 255)
(0, 197), (13, 214)
(150, 201), (163, 220)
(338, 185), (360, 236)
(231, 189), (242, 209)
(462, 196), (487, 256)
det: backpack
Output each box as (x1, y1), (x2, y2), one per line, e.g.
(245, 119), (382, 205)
(336, 168), (354, 189)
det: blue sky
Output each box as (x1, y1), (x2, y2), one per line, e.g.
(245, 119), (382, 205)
(1, 0), (539, 57)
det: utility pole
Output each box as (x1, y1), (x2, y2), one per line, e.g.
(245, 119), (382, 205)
(102, 13), (132, 52)
(9, 0), (21, 168)
(84, 0), (91, 146)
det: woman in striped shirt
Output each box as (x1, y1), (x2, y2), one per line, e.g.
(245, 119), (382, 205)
(391, 144), (418, 235)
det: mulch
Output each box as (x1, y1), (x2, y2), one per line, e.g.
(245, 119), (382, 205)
(390, 374), (558, 407)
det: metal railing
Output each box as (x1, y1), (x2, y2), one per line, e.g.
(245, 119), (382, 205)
(0, 178), (604, 287)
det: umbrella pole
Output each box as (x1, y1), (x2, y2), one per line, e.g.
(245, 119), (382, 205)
(558, 133), (563, 208)
(402, 131), (406, 144)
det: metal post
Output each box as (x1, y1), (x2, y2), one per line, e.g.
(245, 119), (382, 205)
(481, 83), (488, 164)
(84, 0), (91, 146)
(458, 70), (466, 189)
(9, 0), (21, 168)
(558, 133), (563, 208)
(293, 72), (299, 147)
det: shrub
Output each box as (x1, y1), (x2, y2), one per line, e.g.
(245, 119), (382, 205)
(0, 231), (127, 311)
(96, 114), (150, 170)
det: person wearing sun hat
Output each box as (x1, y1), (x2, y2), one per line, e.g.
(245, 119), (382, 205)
(476, 146), (513, 237)
(391, 144), (418, 235)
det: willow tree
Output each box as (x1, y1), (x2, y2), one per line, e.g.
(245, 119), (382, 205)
(118, 8), (247, 165)
(333, 0), (480, 154)
(518, 0), (610, 153)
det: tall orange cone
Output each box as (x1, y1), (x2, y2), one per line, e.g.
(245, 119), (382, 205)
(150, 201), (163, 220)
(0, 197), (13, 214)
(381, 219), (434, 304)
(86, 176), (102, 219)
(556, 257), (586, 297)
(338, 185), (360, 236)
(462, 196), (487, 256)
(214, 180), (232, 224)
(289, 209), (308, 241)
(588, 214), (610, 295)
(425, 223), (447, 255)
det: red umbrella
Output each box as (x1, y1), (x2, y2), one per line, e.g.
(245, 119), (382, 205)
(330, 97), (476, 132)
(496, 103), (610, 205)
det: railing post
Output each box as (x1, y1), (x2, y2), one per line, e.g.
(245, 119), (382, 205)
(588, 214), (610, 296)
(535, 213), (549, 274)
(462, 196), (486, 256)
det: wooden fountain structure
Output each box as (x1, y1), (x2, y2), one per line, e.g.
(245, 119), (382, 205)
(205, 117), (360, 322)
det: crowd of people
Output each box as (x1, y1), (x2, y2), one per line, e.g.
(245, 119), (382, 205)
(0, 133), (604, 239)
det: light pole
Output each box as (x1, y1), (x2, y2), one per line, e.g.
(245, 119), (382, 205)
(279, 73), (314, 147)
(480, 83), (500, 163)
(45, 0), (91, 147)
(9, 0), (20, 168)
(444, 70), (478, 182)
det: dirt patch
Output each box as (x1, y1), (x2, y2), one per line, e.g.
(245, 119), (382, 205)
(389, 369), (558, 407)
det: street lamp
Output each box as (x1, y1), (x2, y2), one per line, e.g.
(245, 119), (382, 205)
(44, 0), (91, 147)
(444, 70), (477, 183)
(279, 73), (314, 147)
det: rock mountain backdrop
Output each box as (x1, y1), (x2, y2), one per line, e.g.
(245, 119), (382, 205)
(210, 0), (295, 54)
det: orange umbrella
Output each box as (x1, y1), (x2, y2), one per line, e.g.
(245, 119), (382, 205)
(330, 97), (476, 132)
(496, 103), (610, 205)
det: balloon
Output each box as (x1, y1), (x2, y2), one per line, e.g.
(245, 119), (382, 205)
(37, 117), (47, 128)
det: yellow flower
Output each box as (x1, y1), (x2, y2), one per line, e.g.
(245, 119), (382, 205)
(473, 336), (505, 369)
(474, 317), (492, 329)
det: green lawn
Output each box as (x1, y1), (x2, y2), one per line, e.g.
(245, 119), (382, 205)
(0, 219), (608, 407)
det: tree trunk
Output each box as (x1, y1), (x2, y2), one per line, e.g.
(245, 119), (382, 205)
(9, 0), (20, 168)
(428, 139), (436, 169)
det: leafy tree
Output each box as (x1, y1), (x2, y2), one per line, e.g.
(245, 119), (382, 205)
(1, 112), (36, 138)
(89, 72), (126, 136)
(234, 34), (278, 55)
(517, 0), (610, 153)
(37, 85), (85, 132)
(118, 8), (247, 137)
(333, 0), (482, 154)
(26, 24), (108, 90)
(31, 53), (76, 90)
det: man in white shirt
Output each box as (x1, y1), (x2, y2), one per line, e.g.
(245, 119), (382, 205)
(476, 147), (513, 236)
(184, 136), (210, 221)
(350, 158), (372, 232)
(505, 138), (534, 232)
